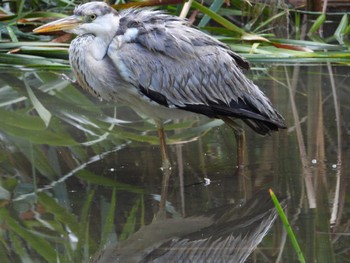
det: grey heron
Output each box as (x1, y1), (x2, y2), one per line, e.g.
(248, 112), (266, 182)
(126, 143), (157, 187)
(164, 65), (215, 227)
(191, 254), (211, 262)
(34, 1), (286, 169)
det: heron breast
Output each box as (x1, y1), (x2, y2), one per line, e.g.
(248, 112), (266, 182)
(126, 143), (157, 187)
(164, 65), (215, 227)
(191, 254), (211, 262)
(70, 36), (129, 100)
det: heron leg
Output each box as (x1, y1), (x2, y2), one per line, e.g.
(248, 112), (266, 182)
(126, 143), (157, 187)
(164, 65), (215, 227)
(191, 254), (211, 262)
(221, 117), (246, 170)
(234, 125), (245, 171)
(157, 123), (171, 170)
(156, 122), (172, 219)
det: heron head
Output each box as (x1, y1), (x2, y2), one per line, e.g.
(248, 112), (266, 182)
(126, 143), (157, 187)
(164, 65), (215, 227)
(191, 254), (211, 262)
(33, 2), (119, 37)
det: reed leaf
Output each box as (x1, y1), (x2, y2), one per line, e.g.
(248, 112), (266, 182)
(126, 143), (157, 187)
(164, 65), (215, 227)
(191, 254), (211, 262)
(0, 208), (60, 262)
(75, 170), (144, 193)
(198, 0), (225, 27)
(75, 190), (96, 263)
(119, 198), (141, 241)
(100, 188), (117, 249)
(37, 192), (80, 235)
(25, 83), (52, 127)
(308, 14), (326, 34)
(334, 14), (348, 44)
(192, 0), (245, 35)
(0, 108), (46, 130)
(269, 189), (306, 263)
(0, 53), (69, 70)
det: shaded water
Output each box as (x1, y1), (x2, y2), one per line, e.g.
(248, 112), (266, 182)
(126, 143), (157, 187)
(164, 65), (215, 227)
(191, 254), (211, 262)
(0, 63), (349, 262)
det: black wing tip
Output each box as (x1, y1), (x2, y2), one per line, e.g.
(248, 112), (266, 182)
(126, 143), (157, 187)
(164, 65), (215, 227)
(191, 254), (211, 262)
(178, 101), (287, 135)
(136, 87), (287, 136)
(243, 118), (287, 135)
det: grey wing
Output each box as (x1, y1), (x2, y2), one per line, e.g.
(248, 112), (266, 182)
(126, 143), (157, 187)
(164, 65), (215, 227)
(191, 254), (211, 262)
(108, 16), (285, 131)
(114, 9), (250, 70)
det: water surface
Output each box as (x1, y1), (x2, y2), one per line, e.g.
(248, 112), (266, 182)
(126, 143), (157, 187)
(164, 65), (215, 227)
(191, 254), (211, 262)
(0, 63), (349, 262)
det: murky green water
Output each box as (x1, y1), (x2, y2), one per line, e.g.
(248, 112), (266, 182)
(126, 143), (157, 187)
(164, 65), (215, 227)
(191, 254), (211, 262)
(0, 64), (349, 262)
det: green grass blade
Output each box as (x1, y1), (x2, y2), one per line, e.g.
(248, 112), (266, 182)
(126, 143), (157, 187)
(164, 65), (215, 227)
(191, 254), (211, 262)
(100, 188), (117, 249)
(15, 0), (25, 21)
(0, 121), (78, 146)
(344, 23), (350, 35)
(6, 26), (18, 42)
(76, 170), (144, 193)
(0, 208), (59, 262)
(334, 14), (348, 36)
(198, 0), (225, 27)
(0, 108), (46, 130)
(254, 11), (288, 33)
(0, 53), (69, 70)
(0, 41), (69, 49)
(269, 189), (306, 263)
(334, 14), (348, 43)
(75, 190), (95, 263)
(0, 241), (11, 263)
(192, 0), (245, 35)
(119, 198), (140, 241)
(9, 232), (31, 262)
(37, 192), (80, 235)
(25, 83), (52, 127)
(308, 14), (326, 34)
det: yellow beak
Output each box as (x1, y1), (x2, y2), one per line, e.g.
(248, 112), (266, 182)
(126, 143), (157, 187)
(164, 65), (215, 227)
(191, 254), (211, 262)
(33, 15), (82, 33)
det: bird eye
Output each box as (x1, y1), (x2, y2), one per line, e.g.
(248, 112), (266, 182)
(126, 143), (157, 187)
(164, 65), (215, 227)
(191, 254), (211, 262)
(89, 14), (97, 21)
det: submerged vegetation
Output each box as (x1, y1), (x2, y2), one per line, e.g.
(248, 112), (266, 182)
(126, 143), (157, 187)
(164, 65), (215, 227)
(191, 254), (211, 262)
(0, 0), (349, 262)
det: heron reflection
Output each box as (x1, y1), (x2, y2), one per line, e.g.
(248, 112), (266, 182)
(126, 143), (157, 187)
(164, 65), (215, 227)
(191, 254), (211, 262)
(91, 191), (285, 263)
